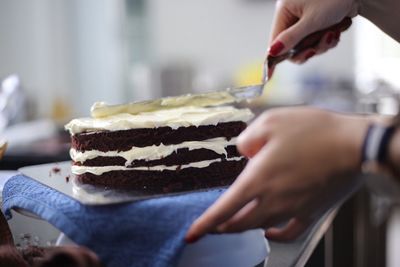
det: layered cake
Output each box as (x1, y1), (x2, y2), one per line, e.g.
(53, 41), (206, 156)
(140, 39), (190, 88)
(65, 104), (253, 193)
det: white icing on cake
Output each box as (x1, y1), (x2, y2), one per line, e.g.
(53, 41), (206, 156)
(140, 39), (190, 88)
(71, 157), (245, 175)
(70, 137), (237, 166)
(65, 106), (253, 135)
(90, 91), (236, 118)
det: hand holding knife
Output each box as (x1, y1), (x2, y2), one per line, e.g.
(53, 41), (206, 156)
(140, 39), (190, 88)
(264, 17), (352, 82)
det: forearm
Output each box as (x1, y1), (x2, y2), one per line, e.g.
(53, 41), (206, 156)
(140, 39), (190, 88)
(360, 0), (400, 42)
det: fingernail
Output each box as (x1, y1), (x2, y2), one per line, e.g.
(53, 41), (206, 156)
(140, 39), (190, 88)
(185, 234), (200, 244)
(305, 51), (315, 60)
(326, 32), (334, 45)
(269, 41), (285, 56)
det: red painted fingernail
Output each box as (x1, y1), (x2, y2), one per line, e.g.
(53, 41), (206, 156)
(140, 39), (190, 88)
(269, 41), (285, 56)
(305, 51), (315, 60)
(326, 32), (334, 45)
(185, 234), (200, 244)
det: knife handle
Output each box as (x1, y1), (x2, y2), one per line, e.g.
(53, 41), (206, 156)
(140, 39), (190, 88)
(291, 17), (352, 57)
(267, 17), (352, 69)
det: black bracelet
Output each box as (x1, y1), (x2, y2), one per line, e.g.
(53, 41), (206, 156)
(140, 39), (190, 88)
(378, 125), (396, 164)
(361, 124), (396, 166)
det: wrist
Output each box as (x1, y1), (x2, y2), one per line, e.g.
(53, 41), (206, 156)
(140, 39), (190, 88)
(334, 113), (371, 171)
(359, 114), (400, 177)
(333, 113), (391, 171)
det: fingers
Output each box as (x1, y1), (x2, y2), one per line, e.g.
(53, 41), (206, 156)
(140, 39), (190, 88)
(187, 112), (276, 241)
(186, 145), (274, 243)
(270, 16), (319, 56)
(237, 131), (267, 158)
(216, 197), (290, 233)
(269, 2), (299, 48)
(185, 173), (257, 243)
(290, 30), (341, 64)
(290, 48), (316, 64)
(216, 199), (262, 233)
(0, 245), (29, 267)
(269, 1), (346, 58)
(265, 217), (312, 241)
(237, 113), (272, 158)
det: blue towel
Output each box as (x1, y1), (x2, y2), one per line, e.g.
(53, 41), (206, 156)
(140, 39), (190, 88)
(2, 174), (224, 267)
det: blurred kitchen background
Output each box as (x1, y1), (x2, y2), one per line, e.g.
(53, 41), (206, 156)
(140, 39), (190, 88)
(0, 0), (400, 267)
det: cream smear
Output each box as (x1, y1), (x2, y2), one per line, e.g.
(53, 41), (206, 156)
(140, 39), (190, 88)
(65, 106), (253, 135)
(71, 137), (237, 166)
(71, 157), (245, 176)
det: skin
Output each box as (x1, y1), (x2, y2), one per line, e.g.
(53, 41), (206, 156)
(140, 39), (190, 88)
(186, 108), (374, 242)
(186, 0), (400, 243)
(269, 0), (358, 62)
(269, 0), (400, 62)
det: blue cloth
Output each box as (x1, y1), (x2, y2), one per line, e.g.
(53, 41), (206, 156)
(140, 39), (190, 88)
(2, 175), (224, 267)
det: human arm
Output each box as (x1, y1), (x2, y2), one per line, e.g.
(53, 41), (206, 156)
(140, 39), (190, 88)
(185, 107), (400, 242)
(360, 0), (400, 42)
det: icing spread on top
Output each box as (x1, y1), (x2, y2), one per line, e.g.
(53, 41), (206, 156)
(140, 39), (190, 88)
(90, 91), (236, 118)
(65, 106), (253, 135)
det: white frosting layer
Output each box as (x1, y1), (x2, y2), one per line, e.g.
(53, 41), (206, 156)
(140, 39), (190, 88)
(90, 92), (236, 118)
(65, 106), (253, 135)
(71, 137), (237, 166)
(72, 157), (244, 176)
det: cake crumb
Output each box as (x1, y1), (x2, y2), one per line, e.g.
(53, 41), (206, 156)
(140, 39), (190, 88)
(52, 167), (61, 174)
(49, 166), (61, 177)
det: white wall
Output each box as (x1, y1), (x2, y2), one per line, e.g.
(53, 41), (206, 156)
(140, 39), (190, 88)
(0, 0), (73, 117)
(68, 0), (126, 115)
(0, 0), (126, 117)
(147, 0), (273, 76)
(355, 17), (400, 92)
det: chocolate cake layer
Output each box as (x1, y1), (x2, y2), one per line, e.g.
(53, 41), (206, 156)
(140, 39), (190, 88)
(75, 159), (247, 193)
(72, 121), (246, 152)
(75, 146), (240, 167)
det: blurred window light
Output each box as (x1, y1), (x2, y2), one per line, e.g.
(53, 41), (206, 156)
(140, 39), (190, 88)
(355, 17), (400, 92)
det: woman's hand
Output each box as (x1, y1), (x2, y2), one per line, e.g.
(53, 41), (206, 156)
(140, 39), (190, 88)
(186, 107), (370, 242)
(269, 0), (359, 63)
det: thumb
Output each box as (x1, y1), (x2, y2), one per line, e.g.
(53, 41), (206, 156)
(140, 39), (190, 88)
(269, 17), (318, 56)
